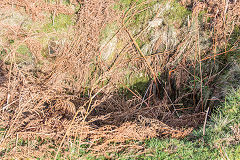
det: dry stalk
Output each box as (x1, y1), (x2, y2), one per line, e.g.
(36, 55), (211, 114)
(0, 0), (239, 158)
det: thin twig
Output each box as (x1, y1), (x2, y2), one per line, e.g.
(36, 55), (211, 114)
(203, 107), (209, 136)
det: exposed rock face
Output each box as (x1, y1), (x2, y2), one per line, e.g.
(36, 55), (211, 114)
(100, 36), (118, 61)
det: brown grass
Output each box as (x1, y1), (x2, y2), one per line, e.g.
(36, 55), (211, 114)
(0, 0), (239, 158)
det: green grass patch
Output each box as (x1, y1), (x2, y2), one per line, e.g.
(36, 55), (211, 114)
(137, 88), (240, 160)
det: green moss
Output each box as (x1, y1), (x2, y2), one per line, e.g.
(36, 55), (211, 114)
(114, 0), (134, 11)
(15, 44), (34, 64)
(9, 39), (14, 44)
(226, 26), (240, 62)
(46, 0), (71, 5)
(0, 48), (7, 58)
(198, 10), (207, 22)
(114, 0), (158, 28)
(42, 14), (73, 33)
(132, 1), (157, 27)
(119, 72), (150, 98)
(163, 0), (191, 25)
(17, 45), (31, 56)
(100, 22), (118, 42)
(136, 38), (144, 48)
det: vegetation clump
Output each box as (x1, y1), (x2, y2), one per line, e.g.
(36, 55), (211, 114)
(0, 0), (239, 159)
